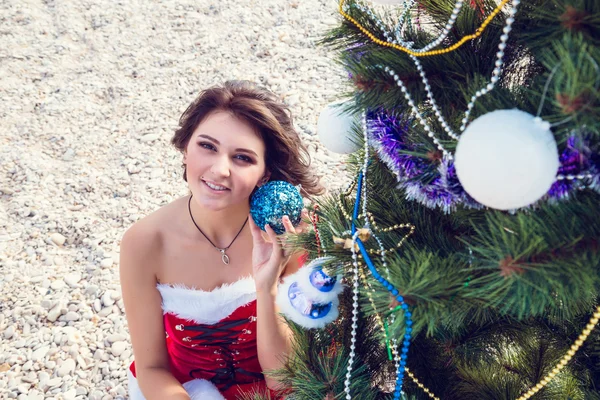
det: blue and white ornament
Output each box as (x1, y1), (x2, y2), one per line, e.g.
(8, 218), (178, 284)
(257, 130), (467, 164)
(276, 257), (344, 329)
(250, 181), (303, 235)
(294, 261), (344, 304)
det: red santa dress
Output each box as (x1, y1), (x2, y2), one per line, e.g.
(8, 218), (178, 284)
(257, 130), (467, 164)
(127, 276), (281, 400)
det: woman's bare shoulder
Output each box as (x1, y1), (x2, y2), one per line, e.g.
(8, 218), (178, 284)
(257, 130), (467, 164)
(120, 196), (188, 258)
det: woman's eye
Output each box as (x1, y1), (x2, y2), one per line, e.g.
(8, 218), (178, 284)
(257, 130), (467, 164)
(199, 142), (216, 151)
(235, 155), (253, 163)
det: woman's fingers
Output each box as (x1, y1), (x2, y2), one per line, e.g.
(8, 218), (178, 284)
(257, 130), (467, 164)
(248, 215), (266, 243)
(264, 224), (281, 251)
(282, 215), (296, 234)
(301, 208), (310, 220)
(282, 210), (312, 235)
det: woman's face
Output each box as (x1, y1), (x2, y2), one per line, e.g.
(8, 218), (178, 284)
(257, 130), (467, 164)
(184, 111), (268, 211)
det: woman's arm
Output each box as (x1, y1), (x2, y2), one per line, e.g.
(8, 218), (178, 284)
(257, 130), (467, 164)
(120, 221), (191, 400)
(250, 211), (310, 390)
(255, 254), (303, 389)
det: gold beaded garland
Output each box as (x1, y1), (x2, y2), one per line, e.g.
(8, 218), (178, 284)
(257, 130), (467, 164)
(358, 260), (599, 400)
(516, 305), (600, 400)
(338, 0), (511, 57)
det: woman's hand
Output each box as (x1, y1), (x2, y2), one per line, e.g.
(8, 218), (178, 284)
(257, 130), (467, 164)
(281, 209), (310, 235)
(249, 210), (310, 294)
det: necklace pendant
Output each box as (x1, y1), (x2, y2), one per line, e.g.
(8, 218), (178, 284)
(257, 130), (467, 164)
(220, 250), (230, 265)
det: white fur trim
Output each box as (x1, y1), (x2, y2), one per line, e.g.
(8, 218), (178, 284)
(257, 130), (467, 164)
(157, 276), (256, 325)
(295, 258), (344, 304)
(128, 369), (225, 400)
(276, 271), (340, 329)
(127, 368), (145, 400)
(183, 378), (226, 400)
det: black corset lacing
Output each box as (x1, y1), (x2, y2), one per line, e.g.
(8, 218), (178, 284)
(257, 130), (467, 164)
(182, 318), (264, 391)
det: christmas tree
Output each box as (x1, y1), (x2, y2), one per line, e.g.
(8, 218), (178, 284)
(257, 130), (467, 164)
(264, 0), (600, 399)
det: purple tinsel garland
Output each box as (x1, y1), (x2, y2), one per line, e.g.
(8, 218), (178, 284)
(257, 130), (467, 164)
(367, 111), (481, 213)
(547, 135), (600, 201)
(368, 110), (600, 212)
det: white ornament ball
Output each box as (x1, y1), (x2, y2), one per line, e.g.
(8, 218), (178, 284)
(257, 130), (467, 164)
(317, 102), (361, 154)
(454, 109), (559, 210)
(369, 0), (405, 3)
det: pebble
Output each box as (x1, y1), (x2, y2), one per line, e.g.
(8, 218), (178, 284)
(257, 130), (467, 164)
(31, 346), (50, 362)
(50, 280), (66, 290)
(64, 273), (82, 288)
(100, 258), (114, 268)
(65, 311), (81, 322)
(4, 325), (15, 340)
(106, 334), (127, 343)
(62, 388), (77, 399)
(93, 299), (102, 313)
(0, 0), (347, 397)
(50, 233), (67, 246)
(57, 358), (76, 377)
(140, 133), (160, 142)
(102, 291), (116, 307)
(47, 304), (63, 322)
(110, 341), (127, 357)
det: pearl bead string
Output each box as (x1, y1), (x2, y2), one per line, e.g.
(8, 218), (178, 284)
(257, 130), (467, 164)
(344, 230), (362, 400)
(358, 0), (519, 139)
(460, 0), (520, 132)
(393, 0), (416, 40)
(384, 65), (454, 158)
(339, 0), (511, 57)
(354, 0), (466, 54)
(361, 113), (370, 229)
(343, 116), (414, 399)
(409, 54), (460, 140)
(556, 172), (595, 181)
(344, 117), (372, 400)
(346, 225), (414, 400)
(346, 0), (521, 148)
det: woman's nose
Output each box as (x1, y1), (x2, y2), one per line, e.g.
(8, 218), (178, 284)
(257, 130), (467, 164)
(210, 155), (231, 177)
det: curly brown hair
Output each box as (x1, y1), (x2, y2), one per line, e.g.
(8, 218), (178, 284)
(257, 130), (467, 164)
(171, 81), (324, 198)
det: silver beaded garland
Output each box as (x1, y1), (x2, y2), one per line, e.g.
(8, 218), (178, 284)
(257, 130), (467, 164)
(384, 66), (454, 159)
(353, 0), (523, 147)
(460, 0), (521, 132)
(344, 229), (361, 399)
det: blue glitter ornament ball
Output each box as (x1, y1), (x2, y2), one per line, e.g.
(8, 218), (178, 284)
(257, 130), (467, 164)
(250, 181), (303, 235)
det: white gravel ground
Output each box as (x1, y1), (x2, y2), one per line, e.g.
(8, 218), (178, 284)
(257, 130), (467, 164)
(0, 0), (350, 398)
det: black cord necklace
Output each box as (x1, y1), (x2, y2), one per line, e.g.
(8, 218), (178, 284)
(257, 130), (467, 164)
(188, 195), (248, 265)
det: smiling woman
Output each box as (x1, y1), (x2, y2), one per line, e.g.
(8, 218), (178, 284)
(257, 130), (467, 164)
(172, 81), (323, 197)
(183, 110), (268, 214)
(120, 81), (324, 400)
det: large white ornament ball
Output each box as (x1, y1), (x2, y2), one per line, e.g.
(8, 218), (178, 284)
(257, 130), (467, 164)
(317, 102), (361, 154)
(454, 109), (559, 210)
(370, 0), (404, 4)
